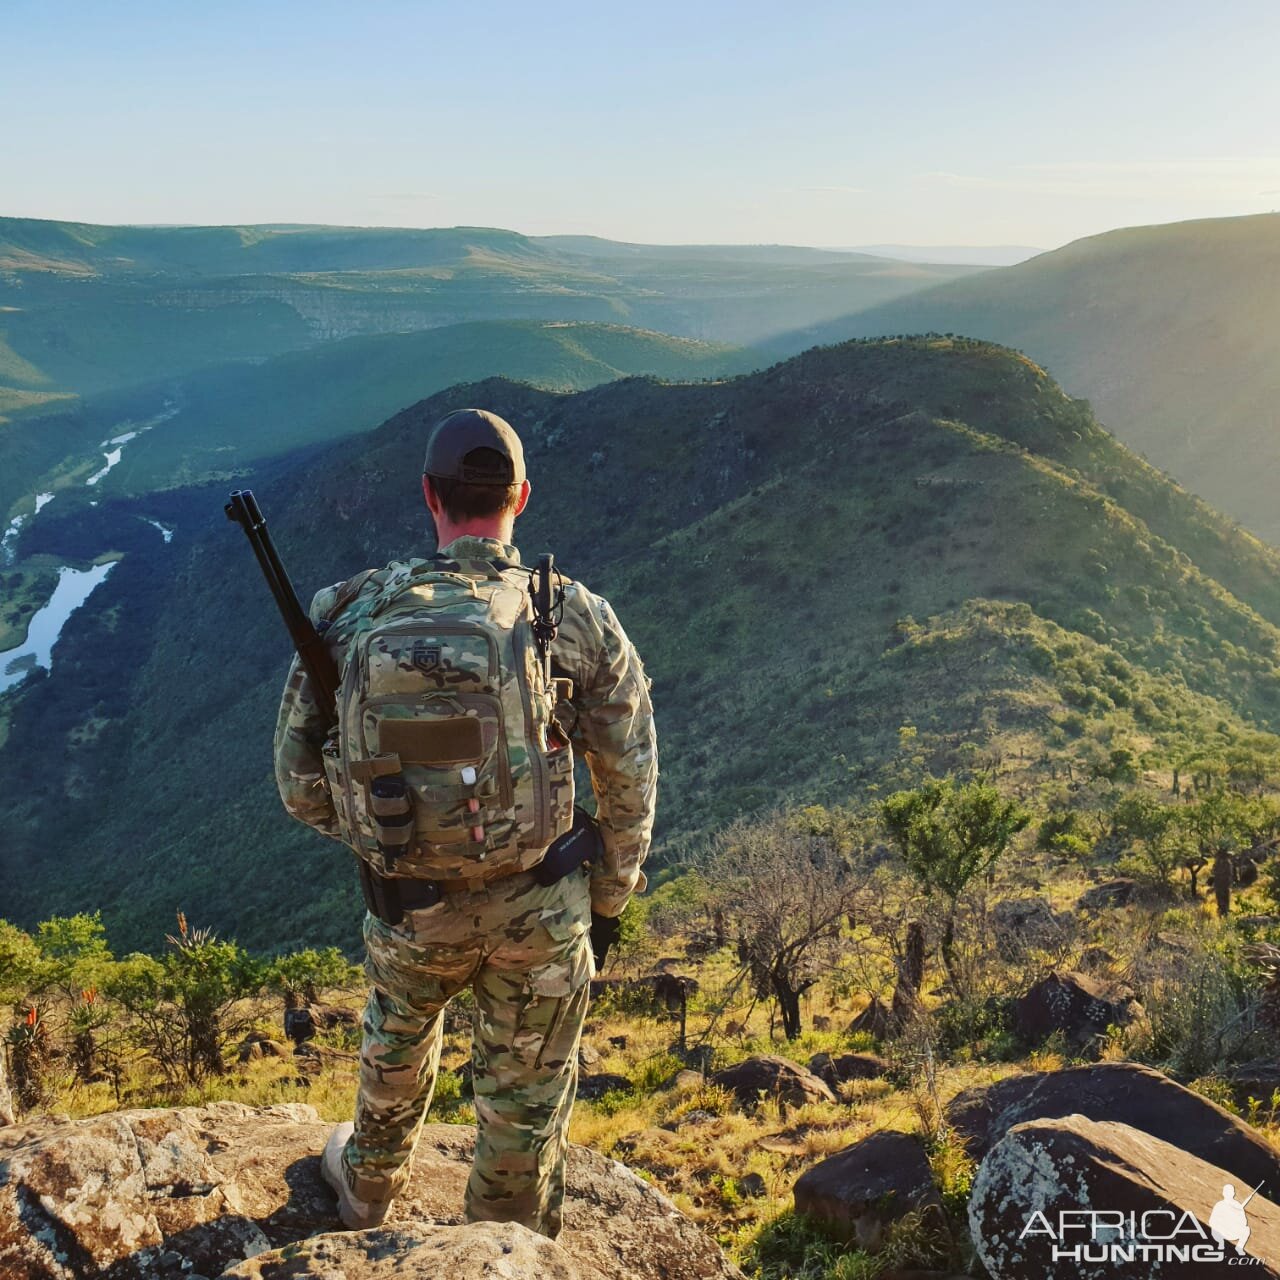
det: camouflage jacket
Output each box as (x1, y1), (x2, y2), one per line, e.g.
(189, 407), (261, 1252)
(273, 535), (657, 917)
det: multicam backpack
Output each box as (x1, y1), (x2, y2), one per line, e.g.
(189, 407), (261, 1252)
(320, 558), (575, 881)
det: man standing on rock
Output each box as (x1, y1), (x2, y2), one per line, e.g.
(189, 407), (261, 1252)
(273, 408), (657, 1238)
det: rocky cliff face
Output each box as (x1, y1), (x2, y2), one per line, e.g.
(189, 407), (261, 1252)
(0, 1102), (742, 1280)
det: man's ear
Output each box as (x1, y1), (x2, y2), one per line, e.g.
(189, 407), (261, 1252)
(422, 474), (440, 516)
(513, 479), (531, 518)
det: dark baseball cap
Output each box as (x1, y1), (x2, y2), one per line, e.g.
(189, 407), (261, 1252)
(423, 408), (526, 485)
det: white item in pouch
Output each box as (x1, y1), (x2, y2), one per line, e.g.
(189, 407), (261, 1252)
(461, 766), (477, 785)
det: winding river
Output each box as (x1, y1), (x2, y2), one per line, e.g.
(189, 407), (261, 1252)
(0, 562), (117, 694)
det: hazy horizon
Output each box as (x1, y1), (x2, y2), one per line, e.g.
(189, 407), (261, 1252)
(5, 0), (1279, 248)
(1, 210), (1049, 264)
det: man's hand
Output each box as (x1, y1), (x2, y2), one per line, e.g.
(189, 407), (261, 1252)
(590, 912), (622, 971)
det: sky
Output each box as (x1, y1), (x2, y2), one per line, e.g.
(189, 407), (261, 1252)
(3, 0), (1279, 250)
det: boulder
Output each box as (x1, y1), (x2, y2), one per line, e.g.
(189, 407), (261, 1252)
(239, 1032), (293, 1063)
(1239, 916), (1280, 930)
(665, 1069), (705, 1092)
(947, 1061), (1280, 1191)
(991, 897), (1065, 959)
(307, 1002), (359, 1031)
(221, 1221), (587, 1279)
(293, 1041), (356, 1066)
(710, 1055), (836, 1110)
(578, 1042), (602, 1069)
(0, 1102), (741, 1280)
(1076, 878), (1138, 912)
(1076, 945), (1115, 972)
(1227, 1059), (1280, 1110)
(969, 1114), (1280, 1278)
(1013, 970), (1141, 1048)
(808, 1051), (889, 1089)
(792, 1130), (942, 1251)
(847, 996), (894, 1039)
(577, 1072), (633, 1101)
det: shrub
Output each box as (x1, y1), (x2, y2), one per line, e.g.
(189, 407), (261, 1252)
(106, 918), (265, 1085)
(264, 947), (358, 999)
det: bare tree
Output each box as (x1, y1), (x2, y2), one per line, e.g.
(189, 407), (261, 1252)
(701, 809), (870, 1040)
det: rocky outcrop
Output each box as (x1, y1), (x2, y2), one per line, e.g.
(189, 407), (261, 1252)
(990, 897), (1065, 959)
(283, 1002), (359, 1047)
(1227, 1059), (1280, 1109)
(947, 1061), (1280, 1190)
(1076, 878), (1139, 912)
(710, 1055), (836, 1110)
(969, 1114), (1280, 1278)
(1013, 970), (1142, 1048)
(576, 1072), (633, 1101)
(808, 1051), (889, 1089)
(0, 1102), (741, 1280)
(848, 996), (895, 1039)
(792, 1131), (942, 1250)
(221, 1222), (587, 1279)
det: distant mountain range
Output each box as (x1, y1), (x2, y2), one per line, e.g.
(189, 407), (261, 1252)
(772, 213), (1280, 542)
(0, 217), (982, 418)
(4, 337), (1279, 950)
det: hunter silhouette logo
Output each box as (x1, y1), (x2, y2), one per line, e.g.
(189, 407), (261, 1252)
(1210, 1181), (1261, 1256)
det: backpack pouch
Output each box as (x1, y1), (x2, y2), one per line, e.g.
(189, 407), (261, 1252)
(336, 569), (573, 880)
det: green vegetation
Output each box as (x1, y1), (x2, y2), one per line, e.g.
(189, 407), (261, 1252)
(0, 561), (59, 650)
(11, 782), (1280, 1279)
(5, 336), (1280, 957)
(882, 779), (1029, 981)
(770, 211), (1280, 543)
(0, 910), (363, 1101)
(47, 320), (752, 498)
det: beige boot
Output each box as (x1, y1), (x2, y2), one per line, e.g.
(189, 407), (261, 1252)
(321, 1122), (392, 1229)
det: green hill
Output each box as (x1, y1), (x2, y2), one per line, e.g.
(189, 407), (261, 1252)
(4, 337), (1279, 951)
(766, 213), (1280, 542)
(0, 321), (749, 511)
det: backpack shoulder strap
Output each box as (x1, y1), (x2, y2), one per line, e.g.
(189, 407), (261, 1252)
(323, 567), (380, 624)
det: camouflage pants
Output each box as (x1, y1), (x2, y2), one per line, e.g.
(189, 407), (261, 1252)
(343, 865), (594, 1238)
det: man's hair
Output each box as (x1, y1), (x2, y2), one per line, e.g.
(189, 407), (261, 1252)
(427, 449), (521, 523)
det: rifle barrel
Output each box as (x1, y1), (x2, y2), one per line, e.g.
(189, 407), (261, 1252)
(226, 489), (340, 716)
